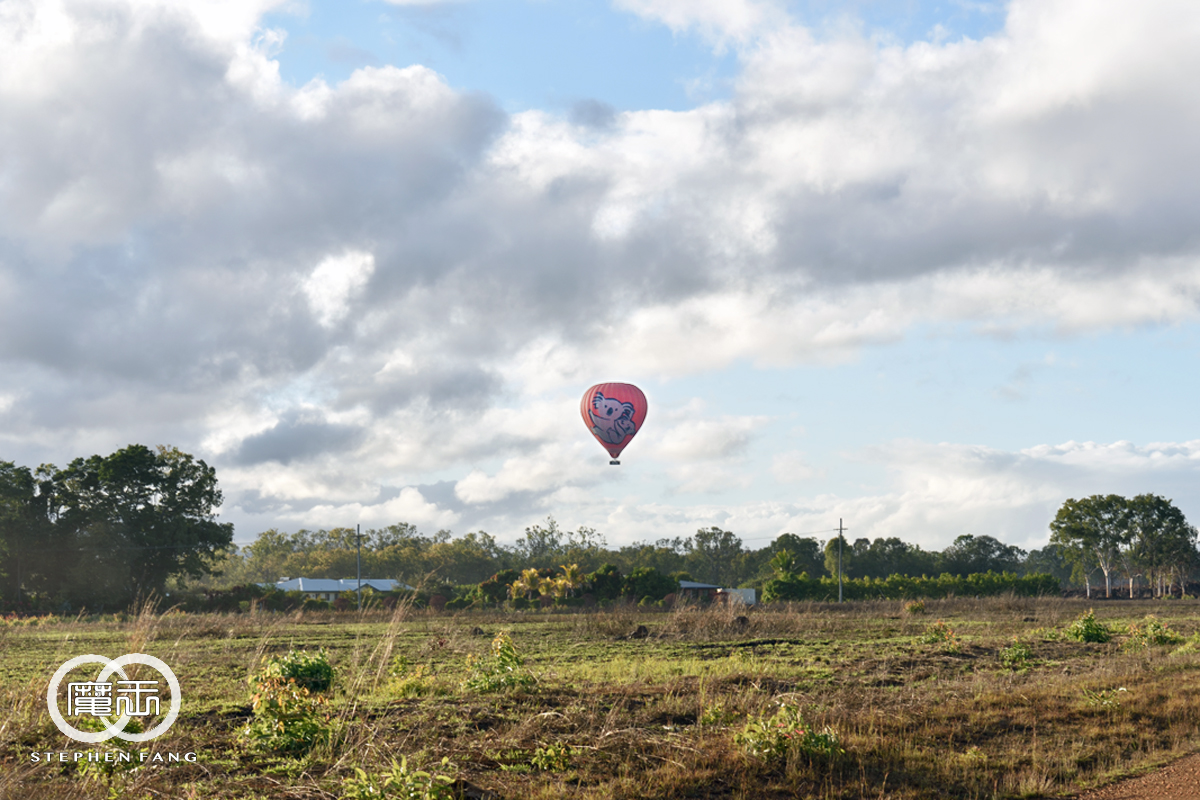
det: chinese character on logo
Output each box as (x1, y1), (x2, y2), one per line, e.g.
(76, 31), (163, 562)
(116, 680), (161, 716)
(67, 681), (113, 716)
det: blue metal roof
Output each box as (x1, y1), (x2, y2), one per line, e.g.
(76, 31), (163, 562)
(272, 578), (414, 593)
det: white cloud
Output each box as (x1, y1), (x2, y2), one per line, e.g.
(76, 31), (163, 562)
(303, 250), (375, 328)
(3, 0), (1200, 546)
(772, 450), (821, 483)
(612, 0), (785, 48)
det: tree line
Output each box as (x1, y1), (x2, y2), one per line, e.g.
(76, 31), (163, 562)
(201, 508), (1195, 598)
(5, 443), (1197, 611)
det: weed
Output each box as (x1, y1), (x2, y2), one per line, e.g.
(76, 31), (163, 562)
(903, 599), (926, 615)
(998, 639), (1034, 670)
(1081, 686), (1127, 710)
(920, 620), (961, 652)
(1171, 631), (1200, 656)
(1064, 609), (1112, 643)
(341, 757), (457, 800)
(733, 702), (842, 763)
(241, 649), (333, 754)
(530, 743), (577, 772)
(462, 631), (536, 693)
(699, 702), (737, 727)
(1122, 615), (1185, 652)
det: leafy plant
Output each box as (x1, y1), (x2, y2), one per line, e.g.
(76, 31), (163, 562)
(734, 702), (842, 763)
(920, 620), (961, 652)
(1064, 609), (1112, 643)
(1122, 615), (1184, 652)
(999, 639), (1034, 670)
(530, 743), (577, 772)
(241, 649), (333, 754)
(341, 757), (457, 800)
(903, 599), (926, 615)
(462, 631), (536, 693)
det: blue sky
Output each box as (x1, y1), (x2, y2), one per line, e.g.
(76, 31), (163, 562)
(1, 0), (1198, 553)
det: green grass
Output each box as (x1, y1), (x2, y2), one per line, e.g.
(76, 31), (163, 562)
(3, 597), (1200, 798)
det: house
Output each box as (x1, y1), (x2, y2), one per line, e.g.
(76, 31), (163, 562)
(270, 578), (414, 602)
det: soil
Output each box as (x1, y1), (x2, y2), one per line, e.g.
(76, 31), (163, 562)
(1074, 753), (1200, 800)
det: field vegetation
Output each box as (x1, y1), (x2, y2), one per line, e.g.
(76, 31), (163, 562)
(4, 596), (1200, 799)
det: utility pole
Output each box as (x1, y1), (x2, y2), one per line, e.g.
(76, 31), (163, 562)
(837, 518), (845, 603)
(356, 524), (362, 612)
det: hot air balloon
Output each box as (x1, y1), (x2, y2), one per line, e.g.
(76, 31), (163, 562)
(581, 382), (647, 465)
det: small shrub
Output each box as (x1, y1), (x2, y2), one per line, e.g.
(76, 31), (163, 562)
(241, 649), (334, 754)
(903, 599), (926, 615)
(341, 757), (456, 800)
(999, 639), (1034, 670)
(920, 620), (961, 652)
(462, 631), (536, 693)
(1065, 609), (1112, 643)
(734, 703), (842, 763)
(1122, 615), (1184, 652)
(530, 743), (576, 772)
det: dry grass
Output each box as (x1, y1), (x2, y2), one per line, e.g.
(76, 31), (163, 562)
(3, 598), (1200, 799)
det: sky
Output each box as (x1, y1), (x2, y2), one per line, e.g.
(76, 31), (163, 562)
(1, 0), (1198, 554)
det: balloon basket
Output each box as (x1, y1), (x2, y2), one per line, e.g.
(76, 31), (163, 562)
(610, 460), (620, 465)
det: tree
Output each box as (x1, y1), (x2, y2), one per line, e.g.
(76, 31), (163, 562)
(621, 567), (678, 601)
(824, 535), (852, 582)
(687, 527), (743, 586)
(770, 534), (826, 578)
(0, 461), (52, 606)
(1049, 495), (1127, 598)
(1022, 544), (1074, 587)
(939, 534), (1025, 577)
(39, 445), (233, 607)
(1126, 494), (1198, 598)
(517, 516), (564, 564)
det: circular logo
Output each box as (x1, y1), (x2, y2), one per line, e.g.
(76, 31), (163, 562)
(47, 654), (181, 743)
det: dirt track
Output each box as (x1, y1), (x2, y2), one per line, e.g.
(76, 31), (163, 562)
(1074, 753), (1200, 800)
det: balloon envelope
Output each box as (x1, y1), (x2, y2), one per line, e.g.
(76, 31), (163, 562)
(581, 382), (648, 460)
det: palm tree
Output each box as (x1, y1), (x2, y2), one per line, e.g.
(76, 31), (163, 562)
(559, 563), (584, 598)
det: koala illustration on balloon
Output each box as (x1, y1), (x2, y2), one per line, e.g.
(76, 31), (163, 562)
(588, 391), (637, 444)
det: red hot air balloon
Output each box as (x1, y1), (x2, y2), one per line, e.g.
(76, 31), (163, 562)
(581, 382), (647, 464)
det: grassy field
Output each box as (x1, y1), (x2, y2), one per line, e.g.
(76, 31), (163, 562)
(3, 596), (1200, 799)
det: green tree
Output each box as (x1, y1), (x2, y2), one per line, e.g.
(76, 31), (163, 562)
(1022, 544), (1073, 587)
(939, 534), (1025, 577)
(621, 567), (678, 601)
(824, 535), (852, 582)
(36, 445), (233, 607)
(1126, 494), (1198, 598)
(687, 527), (743, 586)
(1049, 495), (1128, 598)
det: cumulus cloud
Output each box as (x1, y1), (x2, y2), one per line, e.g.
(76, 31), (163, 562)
(2, 0), (1199, 542)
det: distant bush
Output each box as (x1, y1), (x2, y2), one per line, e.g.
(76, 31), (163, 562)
(762, 571), (1060, 603)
